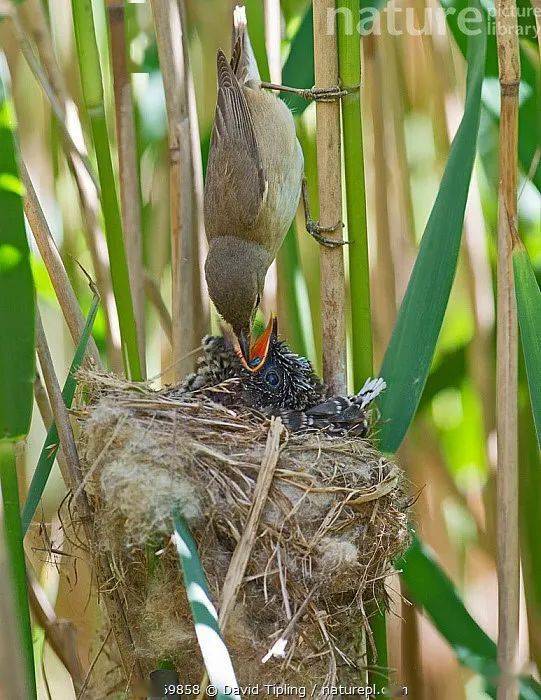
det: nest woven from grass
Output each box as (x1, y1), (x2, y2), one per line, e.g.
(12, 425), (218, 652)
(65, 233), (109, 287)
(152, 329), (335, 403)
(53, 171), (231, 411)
(75, 369), (410, 692)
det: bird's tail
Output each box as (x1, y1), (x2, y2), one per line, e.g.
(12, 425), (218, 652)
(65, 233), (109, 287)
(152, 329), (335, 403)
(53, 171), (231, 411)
(231, 4), (260, 84)
(356, 377), (387, 408)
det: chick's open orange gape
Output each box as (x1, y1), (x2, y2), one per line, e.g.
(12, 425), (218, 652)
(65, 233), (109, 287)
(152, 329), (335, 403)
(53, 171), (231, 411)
(233, 315), (276, 372)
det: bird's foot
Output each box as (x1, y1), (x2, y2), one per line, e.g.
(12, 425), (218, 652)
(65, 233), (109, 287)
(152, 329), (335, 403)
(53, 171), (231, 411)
(259, 82), (349, 103)
(301, 85), (348, 102)
(306, 219), (347, 248)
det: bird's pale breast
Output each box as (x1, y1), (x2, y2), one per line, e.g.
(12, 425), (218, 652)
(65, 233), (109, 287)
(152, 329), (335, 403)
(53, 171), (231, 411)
(242, 87), (304, 255)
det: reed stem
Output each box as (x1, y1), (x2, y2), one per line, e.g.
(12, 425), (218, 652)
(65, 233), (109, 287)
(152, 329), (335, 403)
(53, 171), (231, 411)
(495, 0), (520, 696)
(337, 0), (372, 387)
(71, 0), (142, 381)
(0, 440), (36, 699)
(107, 0), (146, 377)
(150, 0), (198, 380)
(34, 311), (144, 691)
(312, 0), (346, 395)
(14, 2), (122, 371)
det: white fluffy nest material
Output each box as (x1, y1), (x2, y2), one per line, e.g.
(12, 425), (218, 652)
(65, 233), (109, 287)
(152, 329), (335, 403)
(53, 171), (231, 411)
(74, 370), (410, 688)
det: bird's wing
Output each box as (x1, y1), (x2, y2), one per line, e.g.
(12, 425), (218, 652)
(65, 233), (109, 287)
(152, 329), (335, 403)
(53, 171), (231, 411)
(204, 50), (267, 237)
(305, 396), (352, 417)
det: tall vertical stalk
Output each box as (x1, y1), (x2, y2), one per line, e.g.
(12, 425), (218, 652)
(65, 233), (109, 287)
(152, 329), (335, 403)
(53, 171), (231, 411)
(150, 0), (197, 380)
(14, 1), (122, 371)
(313, 0), (346, 395)
(336, 6), (388, 687)
(0, 510), (29, 700)
(107, 0), (146, 378)
(0, 442), (36, 698)
(71, 0), (142, 381)
(337, 0), (372, 387)
(21, 162), (102, 366)
(0, 69), (37, 697)
(365, 34), (396, 361)
(495, 0), (520, 696)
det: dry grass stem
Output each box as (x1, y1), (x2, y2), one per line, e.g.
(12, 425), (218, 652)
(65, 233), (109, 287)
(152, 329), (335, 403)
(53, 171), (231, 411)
(107, 1), (147, 376)
(22, 163), (101, 366)
(313, 0), (347, 394)
(150, 0), (198, 379)
(144, 272), (173, 345)
(218, 417), (284, 628)
(9, 9), (98, 191)
(495, 1), (520, 696)
(14, 1), (122, 371)
(33, 372), (71, 483)
(34, 313), (145, 693)
(198, 416), (284, 696)
(28, 572), (85, 693)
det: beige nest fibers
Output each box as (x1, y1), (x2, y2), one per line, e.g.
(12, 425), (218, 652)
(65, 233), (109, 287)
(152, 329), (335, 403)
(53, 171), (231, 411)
(74, 368), (410, 695)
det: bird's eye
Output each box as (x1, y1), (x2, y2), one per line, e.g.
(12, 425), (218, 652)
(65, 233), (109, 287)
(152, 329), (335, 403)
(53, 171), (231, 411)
(265, 369), (280, 388)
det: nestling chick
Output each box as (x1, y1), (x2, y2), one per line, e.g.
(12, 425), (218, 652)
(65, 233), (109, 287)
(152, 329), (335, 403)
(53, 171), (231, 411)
(204, 6), (304, 360)
(179, 321), (386, 438)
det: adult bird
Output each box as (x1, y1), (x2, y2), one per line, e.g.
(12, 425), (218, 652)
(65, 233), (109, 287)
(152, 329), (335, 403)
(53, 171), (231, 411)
(204, 6), (343, 365)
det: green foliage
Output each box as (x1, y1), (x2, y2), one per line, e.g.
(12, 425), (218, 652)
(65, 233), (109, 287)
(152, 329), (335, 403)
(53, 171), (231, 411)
(514, 243), (541, 446)
(378, 4), (487, 452)
(281, 0), (387, 114)
(0, 443), (36, 699)
(399, 535), (541, 699)
(519, 360), (541, 673)
(245, 0), (270, 83)
(22, 292), (100, 534)
(71, 0), (142, 381)
(441, 0), (540, 193)
(337, 0), (372, 388)
(0, 83), (34, 440)
(0, 73), (37, 698)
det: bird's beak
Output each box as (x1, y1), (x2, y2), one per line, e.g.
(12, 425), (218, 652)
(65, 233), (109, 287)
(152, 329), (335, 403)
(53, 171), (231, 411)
(236, 315), (277, 373)
(238, 328), (251, 365)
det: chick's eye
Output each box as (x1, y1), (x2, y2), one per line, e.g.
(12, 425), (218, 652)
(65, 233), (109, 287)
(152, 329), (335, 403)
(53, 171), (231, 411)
(265, 369), (280, 388)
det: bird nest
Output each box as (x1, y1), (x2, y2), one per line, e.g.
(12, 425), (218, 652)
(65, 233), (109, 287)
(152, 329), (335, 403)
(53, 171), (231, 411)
(74, 368), (410, 692)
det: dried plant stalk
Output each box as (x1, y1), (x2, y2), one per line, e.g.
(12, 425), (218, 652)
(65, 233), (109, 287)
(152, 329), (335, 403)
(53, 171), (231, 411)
(150, 0), (198, 380)
(107, 1), (147, 377)
(495, 0), (520, 697)
(144, 272), (173, 345)
(28, 572), (85, 692)
(313, 0), (347, 395)
(34, 313), (145, 693)
(13, 1), (123, 371)
(198, 417), (284, 696)
(22, 164), (101, 367)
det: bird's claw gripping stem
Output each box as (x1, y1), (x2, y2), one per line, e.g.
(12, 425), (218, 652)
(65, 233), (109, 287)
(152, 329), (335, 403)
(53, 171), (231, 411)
(301, 177), (347, 248)
(301, 85), (348, 102)
(259, 82), (350, 103)
(306, 220), (346, 248)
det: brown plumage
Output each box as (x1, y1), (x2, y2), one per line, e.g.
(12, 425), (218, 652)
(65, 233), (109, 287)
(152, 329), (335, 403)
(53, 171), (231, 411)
(204, 6), (304, 358)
